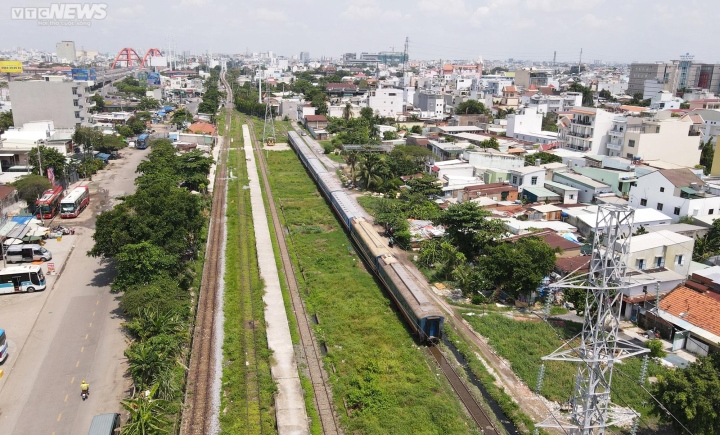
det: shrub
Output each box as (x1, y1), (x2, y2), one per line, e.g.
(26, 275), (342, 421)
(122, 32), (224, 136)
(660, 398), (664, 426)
(471, 293), (487, 304)
(646, 338), (667, 358)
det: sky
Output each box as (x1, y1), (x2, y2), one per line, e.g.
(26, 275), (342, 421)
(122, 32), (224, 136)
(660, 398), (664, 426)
(2, 0), (719, 64)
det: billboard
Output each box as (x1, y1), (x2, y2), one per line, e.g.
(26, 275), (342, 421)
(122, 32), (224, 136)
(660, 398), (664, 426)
(148, 56), (167, 67)
(71, 68), (97, 81)
(0, 61), (23, 73)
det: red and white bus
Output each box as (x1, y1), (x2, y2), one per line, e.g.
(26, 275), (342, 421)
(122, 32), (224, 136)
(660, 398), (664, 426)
(35, 185), (64, 219)
(60, 186), (90, 218)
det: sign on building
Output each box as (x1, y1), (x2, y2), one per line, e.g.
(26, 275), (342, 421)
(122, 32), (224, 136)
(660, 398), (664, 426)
(0, 61), (23, 73)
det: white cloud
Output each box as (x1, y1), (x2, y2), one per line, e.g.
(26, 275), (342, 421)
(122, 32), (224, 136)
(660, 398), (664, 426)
(419, 0), (468, 17)
(251, 8), (289, 23)
(524, 0), (604, 12)
(580, 13), (607, 28)
(342, 0), (404, 21)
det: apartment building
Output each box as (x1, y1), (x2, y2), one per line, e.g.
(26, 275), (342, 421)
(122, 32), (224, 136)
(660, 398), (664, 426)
(552, 171), (612, 203)
(523, 92), (583, 114)
(414, 90), (445, 119)
(507, 166), (545, 193)
(463, 148), (525, 171)
(627, 62), (678, 96)
(9, 77), (95, 129)
(558, 107), (614, 154)
(56, 40), (76, 63)
(629, 168), (720, 221)
(609, 113), (702, 167)
(514, 69), (550, 88)
(368, 87), (403, 119)
(625, 230), (693, 277)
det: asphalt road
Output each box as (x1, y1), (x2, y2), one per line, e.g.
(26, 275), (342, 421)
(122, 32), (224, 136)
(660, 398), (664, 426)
(0, 147), (150, 434)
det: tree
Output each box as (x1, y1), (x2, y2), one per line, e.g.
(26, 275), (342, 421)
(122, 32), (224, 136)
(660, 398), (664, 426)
(693, 217), (720, 262)
(410, 125), (422, 135)
(525, 151), (562, 166)
(434, 201), (506, 259)
(97, 135), (127, 154)
(568, 82), (595, 107)
(383, 130), (399, 140)
(454, 99), (489, 115)
(357, 152), (387, 190)
(28, 145), (67, 178)
(481, 236), (557, 298)
(117, 125), (134, 137)
(126, 307), (186, 341)
(541, 112), (558, 132)
(343, 102), (354, 121)
(478, 137), (500, 151)
(0, 110), (13, 134)
(171, 108), (193, 128)
(88, 94), (105, 113)
(127, 116), (147, 134)
(652, 354), (720, 434)
(360, 106), (374, 122)
(343, 150), (360, 183)
(120, 384), (170, 435)
(72, 126), (104, 154)
(699, 137), (714, 175)
(388, 145), (432, 177)
(113, 242), (181, 291)
(12, 174), (51, 211)
(404, 175), (442, 199)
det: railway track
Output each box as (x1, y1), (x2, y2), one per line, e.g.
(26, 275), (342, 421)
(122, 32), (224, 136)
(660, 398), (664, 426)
(246, 121), (342, 434)
(180, 68), (231, 435)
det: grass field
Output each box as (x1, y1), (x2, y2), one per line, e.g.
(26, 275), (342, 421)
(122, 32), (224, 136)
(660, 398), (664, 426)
(462, 313), (670, 427)
(264, 148), (480, 434)
(219, 112), (276, 434)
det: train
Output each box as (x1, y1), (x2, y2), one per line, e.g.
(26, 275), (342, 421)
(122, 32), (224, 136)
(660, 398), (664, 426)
(287, 131), (444, 342)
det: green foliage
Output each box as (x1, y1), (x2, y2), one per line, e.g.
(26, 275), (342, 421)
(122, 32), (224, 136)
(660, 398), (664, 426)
(171, 108), (193, 128)
(694, 217), (720, 262)
(11, 174), (51, 210)
(481, 237), (557, 298)
(410, 125), (422, 135)
(113, 242), (181, 291)
(28, 145), (67, 177)
(88, 94), (105, 113)
(627, 92), (651, 107)
(541, 112), (558, 132)
(645, 338), (667, 358)
(567, 82), (596, 106)
(700, 137), (714, 176)
(388, 145), (433, 177)
(652, 354), (720, 434)
(382, 130), (399, 140)
(435, 201), (506, 259)
(116, 125), (134, 137)
(198, 69), (223, 115)
(137, 96), (160, 111)
(119, 274), (189, 318)
(478, 136), (500, 150)
(115, 75), (147, 97)
(454, 99), (490, 115)
(120, 384), (170, 435)
(495, 107), (515, 119)
(97, 134), (127, 154)
(0, 110), (13, 134)
(525, 151), (562, 166)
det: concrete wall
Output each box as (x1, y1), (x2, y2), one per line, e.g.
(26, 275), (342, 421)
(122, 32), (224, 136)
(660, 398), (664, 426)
(622, 119), (702, 168)
(9, 81), (91, 129)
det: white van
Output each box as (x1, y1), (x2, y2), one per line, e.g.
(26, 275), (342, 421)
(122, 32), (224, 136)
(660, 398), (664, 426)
(5, 244), (52, 263)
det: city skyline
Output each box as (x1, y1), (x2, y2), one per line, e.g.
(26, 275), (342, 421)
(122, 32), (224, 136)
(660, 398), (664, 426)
(1, 0), (719, 63)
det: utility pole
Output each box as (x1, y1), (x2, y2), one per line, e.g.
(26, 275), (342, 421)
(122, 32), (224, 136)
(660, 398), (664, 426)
(37, 145), (43, 177)
(579, 48), (583, 73)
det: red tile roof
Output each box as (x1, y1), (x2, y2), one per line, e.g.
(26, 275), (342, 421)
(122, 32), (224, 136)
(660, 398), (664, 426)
(555, 256), (590, 274)
(305, 115), (328, 122)
(0, 185), (16, 202)
(188, 122), (216, 135)
(660, 286), (720, 337)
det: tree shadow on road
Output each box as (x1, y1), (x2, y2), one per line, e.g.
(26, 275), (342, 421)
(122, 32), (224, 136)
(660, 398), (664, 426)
(89, 258), (117, 288)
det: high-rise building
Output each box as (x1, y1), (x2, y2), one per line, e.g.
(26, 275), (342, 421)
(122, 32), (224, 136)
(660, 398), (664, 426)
(299, 51), (310, 62)
(627, 62), (678, 96)
(56, 41), (76, 63)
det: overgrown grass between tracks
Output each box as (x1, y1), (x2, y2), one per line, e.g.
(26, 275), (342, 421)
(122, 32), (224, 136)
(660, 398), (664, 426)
(264, 148), (479, 434)
(219, 113), (276, 434)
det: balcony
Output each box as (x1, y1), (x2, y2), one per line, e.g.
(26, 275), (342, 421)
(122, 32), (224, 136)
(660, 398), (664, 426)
(572, 118), (593, 126)
(607, 142), (622, 150)
(567, 130), (591, 139)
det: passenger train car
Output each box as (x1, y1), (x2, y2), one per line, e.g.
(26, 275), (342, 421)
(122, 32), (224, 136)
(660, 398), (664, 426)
(288, 131), (444, 342)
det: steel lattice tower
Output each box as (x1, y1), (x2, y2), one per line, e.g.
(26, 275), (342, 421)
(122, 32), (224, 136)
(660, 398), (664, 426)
(538, 204), (648, 434)
(262, 92), (275, 147)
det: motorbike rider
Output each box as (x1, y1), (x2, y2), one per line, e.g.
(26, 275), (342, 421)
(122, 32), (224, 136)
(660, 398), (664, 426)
(80, 380), (90, 396)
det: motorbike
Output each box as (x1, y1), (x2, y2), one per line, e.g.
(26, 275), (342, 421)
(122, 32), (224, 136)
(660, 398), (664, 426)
(81, 390), (89, 400)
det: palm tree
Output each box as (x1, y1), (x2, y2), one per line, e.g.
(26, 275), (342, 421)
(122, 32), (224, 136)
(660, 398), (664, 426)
(357, 153), (385, 190)
(342, 102), (353, 121)
(125, 341), (166, 389)
(343, 150), (360, 183)
(125, 308), (186, 341)
(121, 384), (169, 435)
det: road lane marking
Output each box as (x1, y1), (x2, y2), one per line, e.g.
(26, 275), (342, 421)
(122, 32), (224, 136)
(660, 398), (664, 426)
(89, 322), (92, 327)
(64, 394), (68, 402)
(96, 300), (99, 305)
(70, 377), (75, 384)
(57, 413), (62, 422)
(85, 334), (88, 340)
(81, 347), (84, 353)
(76, 360), (80, 367)
(92, 311), (96, 317)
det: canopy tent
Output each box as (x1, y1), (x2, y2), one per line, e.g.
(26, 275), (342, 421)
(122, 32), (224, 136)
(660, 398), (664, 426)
(3, 238), (23, 246)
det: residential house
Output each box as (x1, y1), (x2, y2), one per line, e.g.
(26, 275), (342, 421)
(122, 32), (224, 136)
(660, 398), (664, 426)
(0, 121), (73, 169)
(458, 183), (518, 202)
(414, 90), (445, 119)
(507, 166), (545, 193)
(463, 148), (525, 171)
(561, 205), (672, 237)
(574, 165), (637, 197)
(646, 223), (709, 240)
(552, 171), (613, 203)
(527, 204), (563, 221)
(303, 115), (328, 130)
(482, 168), (511, 184)
(521, 187), (561, 203)
(503, 229), (582, 258)
(524, 92), (583, 114)
(9, 77), (95, 129)
(625, 230), (693, 277)
(495, 85), (519, 111)
(628, 168), (720, 222)
(450, 114), (492, 127)
(428, 140), (473, 161)
(429, 159), (475, 180)
(688, 99), (720, 110)
(620, 268), (686, 320)
(544, 180), (580, 204)
(651, 286), (720, 355)
(0, 185), (18, 215)
(558, 107), (615, 154)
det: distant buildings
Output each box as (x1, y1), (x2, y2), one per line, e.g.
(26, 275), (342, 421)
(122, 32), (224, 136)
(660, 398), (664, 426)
(56, 41), (76, 63)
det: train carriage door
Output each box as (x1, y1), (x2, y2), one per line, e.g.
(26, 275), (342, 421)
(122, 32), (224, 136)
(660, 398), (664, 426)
(426, 318), (440, 340)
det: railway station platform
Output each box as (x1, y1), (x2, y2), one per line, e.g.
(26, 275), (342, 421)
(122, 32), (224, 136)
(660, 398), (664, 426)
(242, 124), (309, 434)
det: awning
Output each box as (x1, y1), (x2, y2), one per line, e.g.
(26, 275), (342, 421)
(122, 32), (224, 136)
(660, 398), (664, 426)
(6, 225), (29, 240)
(0, 153), (16, 157)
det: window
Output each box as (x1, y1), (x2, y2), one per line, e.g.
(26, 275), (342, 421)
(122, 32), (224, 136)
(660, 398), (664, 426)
(512, 176), (518, 185)
(660, 187), (665, 192)
(710, 209), (715, 215)
(74, 111), (80, 118)
(569, 194), (575, 200)
(655, 256), (665, 268)
(72, 87), (78, 95)
(628, 139), (635, 148)
(674, 207), (680, 215)
(627, 153), (634, 159)
(676, 255), (684, 265)
(640, 199), (647, 206)
(636, 259), (645, 270)
(531, 176), (538, 185)
(657, 203), (663, 211)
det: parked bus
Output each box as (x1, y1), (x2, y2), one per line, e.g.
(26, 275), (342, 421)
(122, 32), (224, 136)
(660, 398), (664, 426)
(0, 265), (46, 294)
(35, 185), (64, 220)
(0, 329), (7, 363)
(136, 133), (150, 149)
(60, 186), (90, 218)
